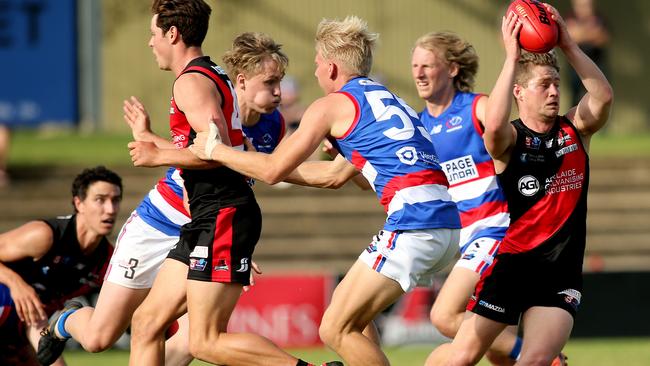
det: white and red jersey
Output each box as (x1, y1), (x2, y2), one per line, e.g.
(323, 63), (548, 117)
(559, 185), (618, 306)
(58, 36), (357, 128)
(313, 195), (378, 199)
(135, 167), (190, 236)
(419, 92), (509, 253)
(333, 77), (460, 231)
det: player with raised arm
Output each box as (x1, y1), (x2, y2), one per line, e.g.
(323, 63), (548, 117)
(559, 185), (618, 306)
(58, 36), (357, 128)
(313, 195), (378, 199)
(441, 4), (613, 365)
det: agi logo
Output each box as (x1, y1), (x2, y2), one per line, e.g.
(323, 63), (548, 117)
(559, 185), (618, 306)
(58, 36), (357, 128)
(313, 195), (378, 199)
(518, 175), (539, 196)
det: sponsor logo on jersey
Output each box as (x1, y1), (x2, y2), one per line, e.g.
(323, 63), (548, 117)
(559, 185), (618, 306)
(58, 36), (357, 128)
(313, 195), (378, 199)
(431, 125), (443, 135)
(189, 258), (207, 271)
(418, 150), (440, 165)
(445, 116), (463, 133)
(525, 136), (541, 149)
(520, 153), (545, 163)
(171, 134), (187, 148)
(262, 133), (273, 144)
(478, 300), (505, 313)
(189, 246), (209, 259)
(396, 146), (418, 165)
(441, 155), (478, 185)
(544, 168), (584, 195)
(236, 258), (250, 273)
(214, 259), (229, 271)
(518, 175), (540, 196)
(557, 131), (571, 147)
(210, 65), (228, 75)
(555, 143), (578, 158)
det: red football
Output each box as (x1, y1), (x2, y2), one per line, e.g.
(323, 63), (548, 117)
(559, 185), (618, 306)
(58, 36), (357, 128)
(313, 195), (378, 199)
(507, 0), (558, 53)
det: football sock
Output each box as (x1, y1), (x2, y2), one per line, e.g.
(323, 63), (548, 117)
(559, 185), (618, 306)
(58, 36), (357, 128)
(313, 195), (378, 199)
(509, 336), (523, 360)
(55, 309), (77, 339)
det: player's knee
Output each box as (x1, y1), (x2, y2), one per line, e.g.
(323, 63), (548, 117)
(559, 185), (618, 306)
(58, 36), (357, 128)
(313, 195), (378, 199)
(485, 349), (515, 366)
(81, 335), (112, 353)
(430, 306), (458, 339)
(188, 335), (223, 363)
(447, 349), (483, 366)
(130, 306), (164, 343)
(318, 319), (341, 349)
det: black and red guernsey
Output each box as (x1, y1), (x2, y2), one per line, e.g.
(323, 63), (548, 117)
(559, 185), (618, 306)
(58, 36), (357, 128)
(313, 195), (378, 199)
(7, 215), (112, 314)
(498, 116), (589, 261)
(168, 56), (253, 208)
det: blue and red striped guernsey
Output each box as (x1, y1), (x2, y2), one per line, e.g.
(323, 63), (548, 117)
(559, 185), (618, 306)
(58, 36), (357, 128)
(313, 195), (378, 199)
(420, 92), (510, 253)
(334, 77), (460, 231)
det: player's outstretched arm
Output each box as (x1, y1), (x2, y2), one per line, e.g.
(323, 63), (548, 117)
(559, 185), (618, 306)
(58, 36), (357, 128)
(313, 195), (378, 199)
(546, 4), (614, 138)
(285, 154), (360, 189)
(193, 95), (339, 185)
(484, 12), (521, 168)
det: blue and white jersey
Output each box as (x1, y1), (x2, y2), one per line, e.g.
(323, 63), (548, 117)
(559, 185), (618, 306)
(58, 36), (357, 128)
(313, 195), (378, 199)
(420, 92), (509, 252)
(135, 167), (190, 237)
(243, 109), (285, 154)
(334, 77), (460, 231)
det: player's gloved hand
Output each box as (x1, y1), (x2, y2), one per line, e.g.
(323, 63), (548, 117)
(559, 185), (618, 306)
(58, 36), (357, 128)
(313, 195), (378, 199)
(190, 119), (223, 160)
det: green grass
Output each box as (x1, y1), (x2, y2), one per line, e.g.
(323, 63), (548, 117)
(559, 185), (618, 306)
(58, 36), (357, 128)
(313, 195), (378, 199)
(61, 338), (650, 365)
(6, 130), (650, 168)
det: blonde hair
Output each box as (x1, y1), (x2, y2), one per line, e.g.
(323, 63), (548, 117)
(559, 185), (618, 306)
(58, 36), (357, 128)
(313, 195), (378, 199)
(315, 16), (378, 76)
(414, 31), (478, 92)
(514, 50), (560, 86)
(222, 32), (288, 80)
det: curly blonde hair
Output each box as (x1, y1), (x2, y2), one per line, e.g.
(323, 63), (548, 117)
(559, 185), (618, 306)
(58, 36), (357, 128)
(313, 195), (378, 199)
(414, 31), (478, 92)
(315, 16), (378, 76)
(222, 32), (288, 80)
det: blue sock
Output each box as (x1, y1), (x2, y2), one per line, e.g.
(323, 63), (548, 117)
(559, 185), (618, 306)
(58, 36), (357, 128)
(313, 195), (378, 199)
(509, 337), (523, 360)
(55, 309), (76, 339)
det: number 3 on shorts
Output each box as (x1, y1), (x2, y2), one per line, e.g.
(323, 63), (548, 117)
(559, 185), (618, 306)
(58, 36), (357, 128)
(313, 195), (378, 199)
(124, 258), (139, 279)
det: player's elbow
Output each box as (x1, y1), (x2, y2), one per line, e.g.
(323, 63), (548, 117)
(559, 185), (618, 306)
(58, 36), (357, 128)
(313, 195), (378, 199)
(323, 175), (349, 189)
(601, 84), (614, 107)
(260, 169), (286, 186)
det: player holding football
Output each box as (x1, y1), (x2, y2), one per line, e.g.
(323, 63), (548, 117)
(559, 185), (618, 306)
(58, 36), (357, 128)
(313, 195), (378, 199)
(440, 4), (613, 366)
(411, 31), (522, 366)
(191, 16), (461, 366)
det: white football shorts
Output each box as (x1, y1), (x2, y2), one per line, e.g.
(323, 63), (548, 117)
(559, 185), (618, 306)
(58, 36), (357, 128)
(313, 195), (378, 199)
(104, 212), (181, 289)
(454, 237), (500, 275)
(359, 228), (460, 292)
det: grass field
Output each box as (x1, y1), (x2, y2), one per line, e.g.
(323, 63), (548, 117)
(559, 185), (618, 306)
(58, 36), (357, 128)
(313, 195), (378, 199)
(62, 338), (650, 365)
(7, 130), (650, 167)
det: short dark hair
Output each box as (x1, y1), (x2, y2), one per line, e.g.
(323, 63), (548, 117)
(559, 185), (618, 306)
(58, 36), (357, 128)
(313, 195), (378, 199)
(515, 50), (560, 87)
(151, 0), (211, 47)
(71, 166), (123, 210)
